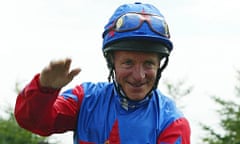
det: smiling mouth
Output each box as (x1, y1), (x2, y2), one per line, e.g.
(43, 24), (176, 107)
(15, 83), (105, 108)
(128, 82), (145, 88)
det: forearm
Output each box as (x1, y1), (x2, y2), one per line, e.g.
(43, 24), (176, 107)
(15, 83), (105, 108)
(14, 74), (61, 136)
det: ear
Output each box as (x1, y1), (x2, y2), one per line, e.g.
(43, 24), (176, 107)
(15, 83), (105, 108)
(105, 52), (116, 82)
(105, 52), (115, 70)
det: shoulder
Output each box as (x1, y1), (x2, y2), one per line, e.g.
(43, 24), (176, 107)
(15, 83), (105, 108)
(164, 117), (191, 135)
(81, 82), (114, 96)
(158, 117), (191, 143)
(152, 90), (185, 128)
(153, 90), (179, 111)
(80, 82), (115, 103)
(60, 82), (114, 103)
(154, 90), (191, 143)
(79, 82), (116, 113)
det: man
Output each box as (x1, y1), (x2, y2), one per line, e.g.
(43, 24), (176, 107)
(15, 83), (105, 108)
(15, 2), (191, 144)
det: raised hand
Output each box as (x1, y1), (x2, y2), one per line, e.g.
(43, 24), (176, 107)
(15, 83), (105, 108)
(39, 58), (81, 89)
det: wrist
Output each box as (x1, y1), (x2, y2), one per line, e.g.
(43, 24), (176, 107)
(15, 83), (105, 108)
(36, 74), (60, 93)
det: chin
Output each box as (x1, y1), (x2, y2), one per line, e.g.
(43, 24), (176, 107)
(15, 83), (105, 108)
(127, 94), (146, 101)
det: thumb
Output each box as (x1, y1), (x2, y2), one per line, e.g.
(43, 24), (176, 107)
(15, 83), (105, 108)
(68, 68), (81, 80)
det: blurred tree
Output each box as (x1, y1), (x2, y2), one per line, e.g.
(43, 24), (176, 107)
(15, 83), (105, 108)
(163, 78), (193, 109)
(0, 82), (55, 144)
(201, 70), (240, 144)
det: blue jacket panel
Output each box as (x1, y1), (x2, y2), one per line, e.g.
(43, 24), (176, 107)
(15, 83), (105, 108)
(62, 82), (183, 144)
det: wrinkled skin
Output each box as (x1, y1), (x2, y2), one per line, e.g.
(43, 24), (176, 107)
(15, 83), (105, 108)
(113, 51), (160, 101)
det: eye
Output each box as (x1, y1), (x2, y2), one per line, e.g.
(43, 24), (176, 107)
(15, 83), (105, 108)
(125, 60), (132, 65)
(122, 59), (133, 68)
(144, 61), (157, 68)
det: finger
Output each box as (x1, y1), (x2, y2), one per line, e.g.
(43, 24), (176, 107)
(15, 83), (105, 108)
(68, 68), (81, 79)
(49, 59), (66, 69)
(42, 65), (51, 73)
(64, 58), (72, 70)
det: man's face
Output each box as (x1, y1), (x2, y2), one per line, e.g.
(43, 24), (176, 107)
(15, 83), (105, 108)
(114, 50), (160, 101)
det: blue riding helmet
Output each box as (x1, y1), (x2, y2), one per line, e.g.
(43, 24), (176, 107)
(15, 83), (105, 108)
(102, 2), (173, 56)
(103, 2), (172, 90)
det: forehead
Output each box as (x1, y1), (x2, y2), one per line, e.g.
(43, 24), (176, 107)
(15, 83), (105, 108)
(113, 50), (159, 59)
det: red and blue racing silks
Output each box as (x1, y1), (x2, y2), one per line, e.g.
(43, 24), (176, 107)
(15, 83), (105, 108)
(14, 74), (190, 144)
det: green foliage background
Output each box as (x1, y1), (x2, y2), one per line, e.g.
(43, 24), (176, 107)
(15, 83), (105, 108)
(201, 71), (240, 144)
(0, 108), (52, 144)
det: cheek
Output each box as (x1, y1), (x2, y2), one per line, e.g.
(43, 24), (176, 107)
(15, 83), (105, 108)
(115, 68), (129, 80)
(115, 68), (158, 81)
(146, 68), (158, 76)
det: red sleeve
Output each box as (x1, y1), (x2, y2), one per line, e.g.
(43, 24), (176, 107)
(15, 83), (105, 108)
(157, 117), (191, 144)
(14, 74), (84, 136)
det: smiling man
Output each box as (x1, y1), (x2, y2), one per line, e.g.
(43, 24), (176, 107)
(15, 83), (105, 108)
(14, 2), (191, 144)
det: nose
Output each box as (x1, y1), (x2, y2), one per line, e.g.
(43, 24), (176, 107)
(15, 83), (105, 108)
(132, 65), (145, 81)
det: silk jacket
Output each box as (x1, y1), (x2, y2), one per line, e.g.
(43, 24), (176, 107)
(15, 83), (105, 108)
(14, 74), (191, 144)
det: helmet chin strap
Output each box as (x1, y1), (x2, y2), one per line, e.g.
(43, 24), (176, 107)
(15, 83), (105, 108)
(153, 56), (169, 89)
(107, 56), (169, 100)
(108, 68), (129, 99)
